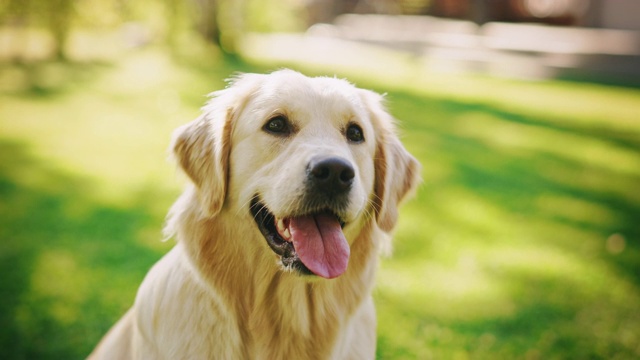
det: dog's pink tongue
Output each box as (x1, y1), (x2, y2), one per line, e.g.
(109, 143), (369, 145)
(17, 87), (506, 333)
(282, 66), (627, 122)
(289, 214), (350, 279)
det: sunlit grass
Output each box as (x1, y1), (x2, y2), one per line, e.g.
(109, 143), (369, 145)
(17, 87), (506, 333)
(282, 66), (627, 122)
(1, 43), (639, 359)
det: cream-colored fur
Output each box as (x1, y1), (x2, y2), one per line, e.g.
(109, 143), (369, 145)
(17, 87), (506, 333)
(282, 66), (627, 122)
(90, 70), (420, 359)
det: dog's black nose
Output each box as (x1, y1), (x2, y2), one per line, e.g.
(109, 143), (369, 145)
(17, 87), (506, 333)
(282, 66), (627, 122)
(308, 156), (355, 194)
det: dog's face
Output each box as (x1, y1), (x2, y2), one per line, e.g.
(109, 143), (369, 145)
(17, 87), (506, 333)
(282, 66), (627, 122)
(172, 70), (419, 279)
(231, 72), (377, 279)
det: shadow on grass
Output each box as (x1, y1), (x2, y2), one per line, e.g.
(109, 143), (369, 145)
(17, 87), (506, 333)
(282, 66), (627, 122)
(389, 90), (640, 278)
(0, 140), (171, 359)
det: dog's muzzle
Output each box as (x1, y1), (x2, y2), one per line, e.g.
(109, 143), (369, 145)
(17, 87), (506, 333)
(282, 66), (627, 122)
(250, 156), (355, 279)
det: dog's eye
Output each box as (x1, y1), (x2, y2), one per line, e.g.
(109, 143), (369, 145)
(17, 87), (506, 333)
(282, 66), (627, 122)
(346, 124), (365, 143)
(263, 116), (290, 135)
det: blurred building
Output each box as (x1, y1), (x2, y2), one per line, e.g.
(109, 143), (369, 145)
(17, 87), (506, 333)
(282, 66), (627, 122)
(428, 0), (639, 30)
(307, 0), (640, 30)
(305, 0), (640, 84)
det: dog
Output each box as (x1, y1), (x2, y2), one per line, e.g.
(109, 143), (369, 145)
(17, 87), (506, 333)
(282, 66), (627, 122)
(90, 69), (420, 359)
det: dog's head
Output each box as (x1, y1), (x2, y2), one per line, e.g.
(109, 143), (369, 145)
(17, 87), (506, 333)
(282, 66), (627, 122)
(172, 70), (420, 279)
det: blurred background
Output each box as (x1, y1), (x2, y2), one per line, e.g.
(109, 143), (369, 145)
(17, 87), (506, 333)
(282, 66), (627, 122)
(1, 0), (639, 358)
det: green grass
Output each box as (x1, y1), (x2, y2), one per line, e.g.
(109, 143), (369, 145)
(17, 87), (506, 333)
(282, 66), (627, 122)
(375, 89), (640, 359)
(1, 46), (639, 359)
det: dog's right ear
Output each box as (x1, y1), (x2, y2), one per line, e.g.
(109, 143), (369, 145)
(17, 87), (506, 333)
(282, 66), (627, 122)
(171, 74), (260, 216)
(171, 112), (231, 217)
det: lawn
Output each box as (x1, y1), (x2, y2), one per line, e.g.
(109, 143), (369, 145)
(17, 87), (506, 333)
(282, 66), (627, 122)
(1, 45), (639, 359)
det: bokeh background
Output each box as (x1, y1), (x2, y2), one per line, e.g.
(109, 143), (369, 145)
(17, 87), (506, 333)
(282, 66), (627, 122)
(1, 0), (639, 358)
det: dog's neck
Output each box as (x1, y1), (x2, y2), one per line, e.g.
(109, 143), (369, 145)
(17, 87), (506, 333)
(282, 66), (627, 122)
(169, 191), (380, 358)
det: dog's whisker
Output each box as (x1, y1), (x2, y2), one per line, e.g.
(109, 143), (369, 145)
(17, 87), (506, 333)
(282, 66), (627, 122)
(236, 196), (258, 218)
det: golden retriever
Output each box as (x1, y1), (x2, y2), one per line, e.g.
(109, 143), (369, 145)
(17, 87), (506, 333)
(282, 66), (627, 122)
(90, 69), (420, 359)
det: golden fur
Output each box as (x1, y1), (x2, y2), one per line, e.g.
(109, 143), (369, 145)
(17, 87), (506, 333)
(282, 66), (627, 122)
(90, 70), (420, 359)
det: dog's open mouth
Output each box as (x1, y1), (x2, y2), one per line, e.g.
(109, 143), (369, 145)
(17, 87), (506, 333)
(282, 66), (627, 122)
(250, 197), (350, 279)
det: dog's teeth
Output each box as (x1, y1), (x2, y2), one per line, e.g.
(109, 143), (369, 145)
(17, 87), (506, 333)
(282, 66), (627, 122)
(276, 218), (292, 241)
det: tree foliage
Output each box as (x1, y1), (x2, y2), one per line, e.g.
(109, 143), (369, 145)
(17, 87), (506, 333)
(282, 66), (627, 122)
(0, 0), (305, 60)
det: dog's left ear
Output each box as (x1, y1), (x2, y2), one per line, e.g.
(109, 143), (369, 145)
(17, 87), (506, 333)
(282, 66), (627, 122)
(361, 90), (421, 233)
(171, 74), (260, 216)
